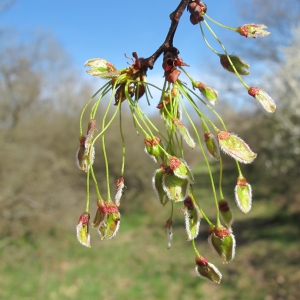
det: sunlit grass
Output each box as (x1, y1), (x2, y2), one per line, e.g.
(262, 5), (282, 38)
(1, 159), (299, 300)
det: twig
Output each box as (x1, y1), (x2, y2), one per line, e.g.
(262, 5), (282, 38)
(140, 0), (190, 70)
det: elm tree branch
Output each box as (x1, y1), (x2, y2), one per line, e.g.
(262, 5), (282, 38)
(139, 0), (190, 70)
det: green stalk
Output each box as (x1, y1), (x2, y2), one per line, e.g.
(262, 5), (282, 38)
(91, 83), (112, 120)
(205, 14), (237, 31)
(91, 88), (120, 146)
(177, 91), (220, 226)
(219, 158), (224, 200)
(199, 22), (220, 55)
(176, 81), (218, 131)
(102, 134), (111, 200)
(132, 108), (170, 158)
(129, 88), (174, 159)
(135, 105), (168, 142)
(178, 80), (227, 131)
(80, 86), (104, 136)
(119, 106), (126, 176)
(131, 113), (150, 137)
(90, 165), (102, 201)
(203, 20), (249, 89)
(99, 83), (124, 201)
(170, 201), (174, 219)
(235, 160), (243, 177)
(192, 239), (200, 258)
(85, 169), (90, 212)
(199, 207), (213, 227)
(200, 117), (209, 132)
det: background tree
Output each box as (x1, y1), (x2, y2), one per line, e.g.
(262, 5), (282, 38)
(230, 0), (300, 212)
(235, 0), (300, 62)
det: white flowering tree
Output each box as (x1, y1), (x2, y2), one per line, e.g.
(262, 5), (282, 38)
(234, 0), (300, 179)
(75, 0), (276, 283)
(260, 27), (300, 178)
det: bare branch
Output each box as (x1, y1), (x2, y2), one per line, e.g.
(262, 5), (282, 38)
(139, 0), (190, 70)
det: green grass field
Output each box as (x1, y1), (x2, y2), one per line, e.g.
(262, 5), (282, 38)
(0, 156), (298, 300)
(1, 189), (299, 300)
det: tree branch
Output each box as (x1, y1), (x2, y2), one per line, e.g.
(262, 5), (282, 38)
(140, 0), (190, 70)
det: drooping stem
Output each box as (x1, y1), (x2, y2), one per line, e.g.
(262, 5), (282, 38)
(219, 158), (224, 200)
(85, 169), (90, 212)
(119, 106), (126, 176)
(203, 19), (249, 90)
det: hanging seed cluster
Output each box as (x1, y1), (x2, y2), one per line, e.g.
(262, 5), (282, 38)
(75, 0), (274, 283)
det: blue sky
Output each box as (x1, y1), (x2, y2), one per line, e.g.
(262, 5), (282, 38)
(1, 0), (270, 112)
(0, 0), (244, 71)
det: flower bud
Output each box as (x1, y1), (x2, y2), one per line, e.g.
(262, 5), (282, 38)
(76, 212), (91, 248)
(195, 256), (222, 284)
(115, 176), (125, 207)
(248, 87), (276, 113)
(165, 69), (181, 83)
(188, 1), (207, 14)
(165, 218), (173, 249)
(114, 84), (135, 106)
(157, 92), (182, 124)
(86, 118), (96, 136)
(84, 58), (119, 78)
(218, 199), (234, 230)
(162, 51), (178, 72)
(171, 86), (179, 97)
(183, 196), (201, 241)
(235, 175), (252, 214)
(152, 168), (169, 206)
(219, 54), (250, 75)
(208, 225), (236, 263)
(195, 82), (218, 106)
(237, 24), (270, 38)
(168, 156), (194, 183)
(190, 13), (204, 25)
(172, 118), (196, 149)
(198, 1), (207, 14)
(204, 131), (220, 160)
(75, 136), (95, 172)
(187, 2), (198, 14)
(93, 201), (121, 240)
(144, 136), (164, 162)
(173, 56), (189, 68)
(92, 200), (107, 228)
(217, 130), (257, 164)
(188, 0), (207, 25)
(163, 172), (189, 202)
(75, 136), (87, 170)
(84, 119), (96, 155)
(156, 92), (170, 109)
(162, 58), (175, 72)
(99, 212), (120, 240)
